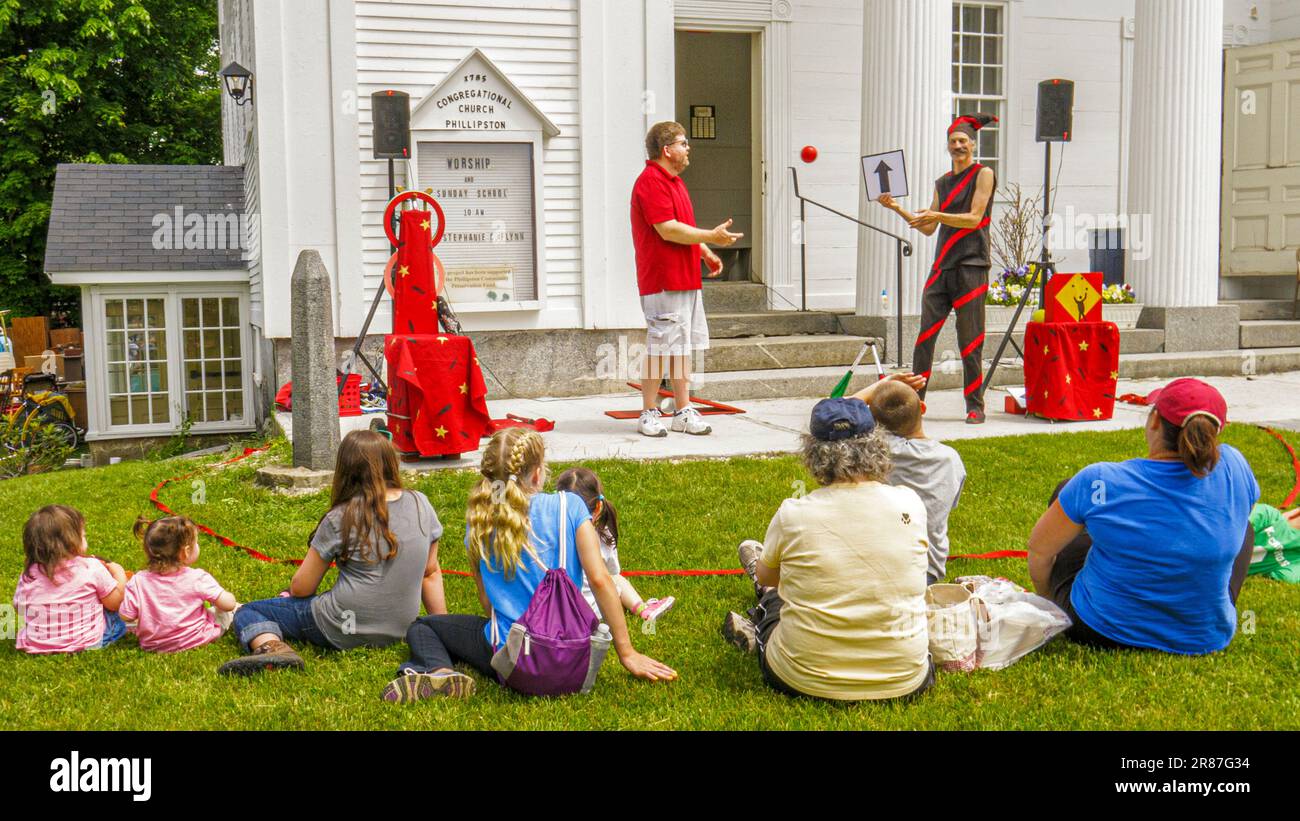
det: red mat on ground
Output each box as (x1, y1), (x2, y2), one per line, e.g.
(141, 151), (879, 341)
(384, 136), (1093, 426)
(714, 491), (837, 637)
(1023, 321), (1120, 421)
(604, 382), (746, 419)
(386, 334), (491, 457)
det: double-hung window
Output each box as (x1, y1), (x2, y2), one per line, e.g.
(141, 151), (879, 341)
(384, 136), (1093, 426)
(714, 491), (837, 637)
(952, 2), (1006, 179)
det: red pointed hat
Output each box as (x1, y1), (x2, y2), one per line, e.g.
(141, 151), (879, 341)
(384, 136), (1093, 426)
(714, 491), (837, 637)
(948, 112), (998, 139)
(1146, 378), (1228, 431)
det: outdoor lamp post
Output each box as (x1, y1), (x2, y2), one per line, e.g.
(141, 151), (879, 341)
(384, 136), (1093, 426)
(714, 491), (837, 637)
(220, 61), (253, 106)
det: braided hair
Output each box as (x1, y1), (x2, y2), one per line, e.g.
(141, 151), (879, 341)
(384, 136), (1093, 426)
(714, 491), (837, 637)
(466, 427), (547, 578)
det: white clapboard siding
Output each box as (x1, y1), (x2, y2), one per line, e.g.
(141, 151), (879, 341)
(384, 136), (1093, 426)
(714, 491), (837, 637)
(243, 131), (263, 328)
(355, 1), (581, 328)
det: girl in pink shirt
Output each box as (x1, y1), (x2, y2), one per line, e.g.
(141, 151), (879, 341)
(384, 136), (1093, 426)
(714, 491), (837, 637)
(120, 515), (239, 653)
(13, 505), (128, 654)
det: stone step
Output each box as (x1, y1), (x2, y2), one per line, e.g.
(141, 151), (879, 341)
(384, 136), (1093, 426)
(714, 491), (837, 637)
(703, 334), (881, 373)
(1224, 299), (1297, 321)
(1240, 320), (1300, 349)
(701, 281), (766, 313)
(707, 310), (843, 338)
(1003, 327), (1166, 355)
(689, 347), (1300, 401)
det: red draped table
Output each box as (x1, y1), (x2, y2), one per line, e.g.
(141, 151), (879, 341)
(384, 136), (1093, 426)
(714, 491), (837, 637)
(386, 334), (490, 457)
(1024, 321), (1120, 421)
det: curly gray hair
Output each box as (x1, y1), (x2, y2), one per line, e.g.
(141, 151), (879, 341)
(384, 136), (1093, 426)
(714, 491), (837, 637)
(799, 429), (892, 486)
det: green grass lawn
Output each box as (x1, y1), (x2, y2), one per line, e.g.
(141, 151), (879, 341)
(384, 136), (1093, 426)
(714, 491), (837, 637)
(2, 425), (1299, 730)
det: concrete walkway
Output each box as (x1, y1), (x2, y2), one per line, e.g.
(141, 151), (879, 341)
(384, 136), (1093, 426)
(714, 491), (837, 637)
(277, 371), (1300, 472)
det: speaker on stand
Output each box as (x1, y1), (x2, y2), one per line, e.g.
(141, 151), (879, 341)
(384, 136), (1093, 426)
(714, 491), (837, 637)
(982, 79), (1074, 404)
(341, 91), (413, 398)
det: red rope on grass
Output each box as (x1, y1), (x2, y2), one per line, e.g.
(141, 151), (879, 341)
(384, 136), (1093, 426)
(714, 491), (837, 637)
(151, 412), (1300, 574)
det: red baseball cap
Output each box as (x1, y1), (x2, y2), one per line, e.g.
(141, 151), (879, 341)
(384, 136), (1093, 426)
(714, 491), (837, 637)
(1146, 378), (1228, 431)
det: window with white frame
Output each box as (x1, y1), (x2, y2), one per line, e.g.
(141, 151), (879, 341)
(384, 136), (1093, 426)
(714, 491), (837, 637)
(952, 2), (1005, 178)
(93, 287), (250, 435)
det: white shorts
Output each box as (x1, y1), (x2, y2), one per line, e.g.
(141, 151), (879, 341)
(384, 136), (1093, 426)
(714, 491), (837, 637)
(641, 289), (711, 357)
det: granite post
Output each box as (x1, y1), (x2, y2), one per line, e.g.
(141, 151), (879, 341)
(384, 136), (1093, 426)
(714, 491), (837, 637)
(291, 250), (340, 470)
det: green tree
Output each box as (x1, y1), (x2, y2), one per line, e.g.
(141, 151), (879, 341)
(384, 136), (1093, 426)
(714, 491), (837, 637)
(0, 0), (222, 322)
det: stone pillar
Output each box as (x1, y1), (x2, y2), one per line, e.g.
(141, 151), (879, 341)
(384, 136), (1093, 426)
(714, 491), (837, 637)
(291, 250), (340, 470)
(1127, 0), (1238, 351)
(855, 0), (950, 321)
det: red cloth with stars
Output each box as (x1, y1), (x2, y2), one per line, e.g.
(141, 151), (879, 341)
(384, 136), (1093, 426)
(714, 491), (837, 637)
(1024, 321), (1120, 421)
(392, 209), (440, 336)
(385, 334), (490, 457)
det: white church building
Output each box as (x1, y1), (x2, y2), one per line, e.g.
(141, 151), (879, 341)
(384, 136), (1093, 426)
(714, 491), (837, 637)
(46, 0), (1300, 450)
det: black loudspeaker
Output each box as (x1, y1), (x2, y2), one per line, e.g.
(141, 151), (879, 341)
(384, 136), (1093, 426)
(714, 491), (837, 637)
(372, 90), (411, 159)
(1036, 79), (1074, 142)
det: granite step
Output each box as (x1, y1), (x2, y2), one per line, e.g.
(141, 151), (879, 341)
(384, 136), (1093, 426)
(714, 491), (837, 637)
(1223, 299), (1297, 321)
(703, 334), (882, 373)
(1240, 320), (1300, 349)
(707, 310), (843, 338)
(701, 281), (766, 313)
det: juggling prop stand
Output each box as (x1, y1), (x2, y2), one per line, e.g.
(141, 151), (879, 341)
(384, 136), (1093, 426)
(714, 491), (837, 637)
(336, 187), (491, 459)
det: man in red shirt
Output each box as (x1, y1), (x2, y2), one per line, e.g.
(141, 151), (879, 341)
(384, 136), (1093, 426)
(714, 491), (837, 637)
(630, 121), (742, 437)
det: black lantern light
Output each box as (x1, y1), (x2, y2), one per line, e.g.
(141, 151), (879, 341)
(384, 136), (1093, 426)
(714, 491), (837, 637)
(220, 61), (254, 106)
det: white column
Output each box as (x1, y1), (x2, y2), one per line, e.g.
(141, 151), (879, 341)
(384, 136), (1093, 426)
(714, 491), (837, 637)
(1125, 0), (1223, 307)
(855, 0), (951, 316)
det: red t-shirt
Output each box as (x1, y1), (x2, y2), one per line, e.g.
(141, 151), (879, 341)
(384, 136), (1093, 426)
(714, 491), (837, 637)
(630, 160), (702, 296)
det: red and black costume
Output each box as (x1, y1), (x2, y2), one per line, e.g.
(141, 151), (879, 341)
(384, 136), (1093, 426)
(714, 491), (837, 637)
(913, 113), (996, 414)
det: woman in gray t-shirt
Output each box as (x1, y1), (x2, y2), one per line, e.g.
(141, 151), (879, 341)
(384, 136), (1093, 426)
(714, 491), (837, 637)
(217, 431), (443, 676)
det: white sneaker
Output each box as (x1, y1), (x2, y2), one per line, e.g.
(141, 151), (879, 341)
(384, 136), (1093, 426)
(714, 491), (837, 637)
(638, 408), (668, 438)
(670, 407), (712, 435)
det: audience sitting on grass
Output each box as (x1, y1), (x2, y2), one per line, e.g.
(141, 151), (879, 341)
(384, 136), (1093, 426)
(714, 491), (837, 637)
(556, 467), (677, 629)
(121, 514), (239, 652)
(722, 398), (934, 701)
(13, 505), (128, 653)
(218, 429), (447, 675)
(852, 373), (967, 585)
(1027, 378), (1260, 654)
(382, 427), (676, 703)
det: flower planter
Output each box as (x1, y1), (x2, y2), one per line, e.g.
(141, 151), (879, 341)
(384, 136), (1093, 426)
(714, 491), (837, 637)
(984, 303), (1143, 331)
(1102, 303), (1143, 329)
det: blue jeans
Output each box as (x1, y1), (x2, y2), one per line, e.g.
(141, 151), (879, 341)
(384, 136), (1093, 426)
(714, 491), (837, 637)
(94, 611), (126, 649)
(233, 596), (333, 652)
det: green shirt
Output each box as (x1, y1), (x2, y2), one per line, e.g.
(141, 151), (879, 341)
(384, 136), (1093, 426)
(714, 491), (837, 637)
(1249, 504), (1300, 583)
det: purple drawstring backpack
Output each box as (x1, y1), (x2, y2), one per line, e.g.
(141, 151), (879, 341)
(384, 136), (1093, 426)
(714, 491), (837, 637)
(489, 493), (613, 695)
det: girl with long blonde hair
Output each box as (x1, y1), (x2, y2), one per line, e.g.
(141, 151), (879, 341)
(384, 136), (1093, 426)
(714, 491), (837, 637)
(383, 427), (676, 702)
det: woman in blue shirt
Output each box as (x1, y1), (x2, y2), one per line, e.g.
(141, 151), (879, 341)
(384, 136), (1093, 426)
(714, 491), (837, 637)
(382, 427), (677, 702)
(1027, 379), (1259, 654)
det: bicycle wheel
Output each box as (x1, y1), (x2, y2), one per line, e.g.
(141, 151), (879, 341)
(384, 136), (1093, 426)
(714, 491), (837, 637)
(48, 422), (78, 449)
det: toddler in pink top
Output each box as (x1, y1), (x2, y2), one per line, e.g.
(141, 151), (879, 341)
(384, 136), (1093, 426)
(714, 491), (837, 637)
(120, 515), (238, 653)
(13, 505), (128, 654)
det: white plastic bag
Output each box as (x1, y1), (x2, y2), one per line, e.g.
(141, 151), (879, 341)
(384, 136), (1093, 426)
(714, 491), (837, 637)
(925, 583), (979, 672)
(956, 576), (1072, 670)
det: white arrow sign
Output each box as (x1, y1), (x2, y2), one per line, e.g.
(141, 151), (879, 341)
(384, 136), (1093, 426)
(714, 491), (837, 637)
(862, 149), (909, 201)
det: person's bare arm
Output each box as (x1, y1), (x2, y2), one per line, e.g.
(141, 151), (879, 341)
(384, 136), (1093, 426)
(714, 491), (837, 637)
(1027, 500), (1084, 595)
(469, 556), (491, 615)
(213, 590), (238, 612)
(849, 371), (929, 405)
(289, 547), (330, 598)
(100, 562), (127, 612)
(879, 192), (940, 235)
(755, 557), (780, 589)
(654, 218), (742, 248)
(933, 167), (994, 230)
(421, 539), (447, 616)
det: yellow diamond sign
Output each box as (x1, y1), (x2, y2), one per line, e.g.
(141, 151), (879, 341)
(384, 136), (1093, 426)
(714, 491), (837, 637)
(1054, 274), (1101, 322)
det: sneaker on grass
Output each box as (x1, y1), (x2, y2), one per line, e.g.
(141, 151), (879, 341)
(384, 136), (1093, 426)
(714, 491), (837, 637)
(737, 539), (764, 599)
(670, 406), (711, 435)
(721, 611), (758, 654)
(638, 408), (668, 438)
(381, 669), (476, 703)
(639, 596), (676, 627)
(217, 639), (304, 676)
